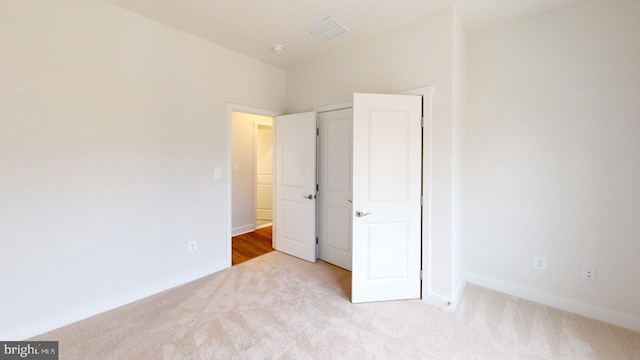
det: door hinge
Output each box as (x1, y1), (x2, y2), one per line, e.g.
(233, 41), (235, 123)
(316, 237), (319, 244)
(420, 270), (423, 279)
(316, 128), (319, 136)
(316, 184), (319, 191)
(420, 196), (424, 207)
(421, 116), (424, 127)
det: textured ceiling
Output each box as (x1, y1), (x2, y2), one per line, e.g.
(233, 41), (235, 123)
(106, 0), (585, 69)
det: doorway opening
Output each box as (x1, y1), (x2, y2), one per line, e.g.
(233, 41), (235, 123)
(226, 104), (280, 267)
(232, 226), (273, 265)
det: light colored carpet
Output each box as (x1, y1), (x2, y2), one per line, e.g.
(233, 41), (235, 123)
(35, 252), (640, 359)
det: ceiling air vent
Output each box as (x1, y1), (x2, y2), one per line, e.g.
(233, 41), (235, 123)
(308, 16), (350, 42)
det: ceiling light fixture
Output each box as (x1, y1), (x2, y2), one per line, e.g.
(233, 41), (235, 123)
(272, 44), (284, 54)
(308, 16), (350, 42)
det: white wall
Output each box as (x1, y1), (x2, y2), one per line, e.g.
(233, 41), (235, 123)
(452, 9), (467, 301)
(0, 0), (286, 338)
(465, 0), (640, 328)
(287, 6), (459, 304)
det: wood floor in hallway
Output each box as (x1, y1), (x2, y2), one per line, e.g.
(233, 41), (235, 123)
(232, 226), (273, 265)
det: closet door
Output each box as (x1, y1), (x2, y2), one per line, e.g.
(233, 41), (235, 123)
(318, 108), (353, 270)
(273, 111), (317, 262)
(255, 125), (273, 224)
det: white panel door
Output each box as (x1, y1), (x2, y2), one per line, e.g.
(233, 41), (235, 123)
(318, 108), (353, 271)
(274, 111), (317, 263)
(256, 126), (273, 222)
(352, 93), (422, 303)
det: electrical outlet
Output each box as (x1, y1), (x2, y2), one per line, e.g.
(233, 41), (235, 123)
(233, 164), (240, 172)
(534, 256), (547, 270)
(582, 267), (596, 281)
(214, 168), (222, 180)
(188, 241), (197, 253)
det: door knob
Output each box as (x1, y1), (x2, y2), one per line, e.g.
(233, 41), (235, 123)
(355, 210), (371, 217)
(302, 194), (314, 199)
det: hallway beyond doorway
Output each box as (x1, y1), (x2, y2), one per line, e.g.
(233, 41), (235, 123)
(232, 226), (273, 265)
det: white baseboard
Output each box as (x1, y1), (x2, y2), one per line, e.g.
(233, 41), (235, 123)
(466, 272), (640, 332)
(422, 277), (467, 313)
(422, 292), (452, 309)
(422, 276), (467, 312)
(256, 209), (272, 220)
(256, 222), (272, 230)
(0, 261), (229, 340)
(232, 224), (256, 237)
(450, 275), (467, 312)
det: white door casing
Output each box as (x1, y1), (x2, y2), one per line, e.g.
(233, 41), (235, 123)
(318, 108), (353, 271)
(274, 111), (317, 263)
(351, 93), (422, 303)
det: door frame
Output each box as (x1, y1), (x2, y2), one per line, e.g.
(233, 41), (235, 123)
(226, 103), (281, 267)
(397, 86), (435, 306)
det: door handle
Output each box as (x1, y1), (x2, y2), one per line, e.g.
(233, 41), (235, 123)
(355, 210), (371, 217)
(302, 194), (315, 200)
